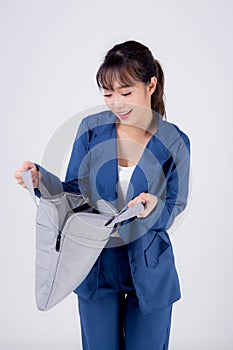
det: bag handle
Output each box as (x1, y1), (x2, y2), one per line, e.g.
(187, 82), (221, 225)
(21, 170), (39, 207)
(105, 203), (144, 227)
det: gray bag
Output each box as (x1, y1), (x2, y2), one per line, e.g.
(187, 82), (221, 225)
(21, 170), (144, 311)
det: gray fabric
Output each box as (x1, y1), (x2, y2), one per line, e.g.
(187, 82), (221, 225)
(21, 170), (144, 311)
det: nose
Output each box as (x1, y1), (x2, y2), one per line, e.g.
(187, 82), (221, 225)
(111, 96), (126, 111)
(113, 102), (125, 111)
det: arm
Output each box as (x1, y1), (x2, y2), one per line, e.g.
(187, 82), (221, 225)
(63, 118), (90, 197)
(15, 118), (91, 199)
(37, 118), (90, 198)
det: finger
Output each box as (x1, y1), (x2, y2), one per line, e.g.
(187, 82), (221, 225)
(127, 197), (139, 207)
(128, 195), (146, 208)
(14, 169), (22, 180)
(22, 161), (35, 171)
(140, 192), (149, 200)
(137, 212), (145, 218)
(31, 172), (38, 180)
(127, 200), (134, 208)
(135, 194), (146, 204)
(138, 192), (148, 204)
(17, 179), (25, 185)
(32, 178), (39, 187)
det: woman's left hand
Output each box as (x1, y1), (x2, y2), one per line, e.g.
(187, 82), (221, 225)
(127, 192), (158, 218)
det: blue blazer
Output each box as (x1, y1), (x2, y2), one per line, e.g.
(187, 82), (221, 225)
(36, 109), (190, 315)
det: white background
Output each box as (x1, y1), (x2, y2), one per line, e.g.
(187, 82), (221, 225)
(1, 0), (233, 349)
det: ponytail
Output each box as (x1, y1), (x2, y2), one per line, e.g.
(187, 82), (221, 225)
(151, 59), (166, 120)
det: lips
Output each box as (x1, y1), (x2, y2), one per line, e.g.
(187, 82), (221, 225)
(117, 109), (132, 120)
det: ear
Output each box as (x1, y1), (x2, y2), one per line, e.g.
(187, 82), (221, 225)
(148, 76), (157, 95)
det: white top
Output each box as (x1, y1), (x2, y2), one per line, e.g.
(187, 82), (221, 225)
(110, 164), (136, 240)
(117, 164), (136, 210)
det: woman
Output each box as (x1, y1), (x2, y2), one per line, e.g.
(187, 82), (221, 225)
(14, 40), (191, 349)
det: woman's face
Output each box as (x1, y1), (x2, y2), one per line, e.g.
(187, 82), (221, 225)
(102, 77), (157, 126)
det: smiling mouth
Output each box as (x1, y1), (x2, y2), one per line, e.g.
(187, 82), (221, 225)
(117, 109), (133, 119)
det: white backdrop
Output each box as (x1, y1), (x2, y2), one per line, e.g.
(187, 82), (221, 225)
(1, 0), (233, 349)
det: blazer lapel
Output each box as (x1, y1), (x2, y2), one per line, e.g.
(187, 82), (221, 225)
(124, 113), (171, 205)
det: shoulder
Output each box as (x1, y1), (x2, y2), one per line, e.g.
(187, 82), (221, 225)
(157, 116), (190, 153)
(75, 110), (116, 145)
(81, 110), (116, 130)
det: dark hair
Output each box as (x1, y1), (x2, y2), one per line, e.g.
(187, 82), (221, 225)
(96, 40), (166, 119)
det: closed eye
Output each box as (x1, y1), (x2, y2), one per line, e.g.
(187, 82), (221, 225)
(103, 92), (132, 97)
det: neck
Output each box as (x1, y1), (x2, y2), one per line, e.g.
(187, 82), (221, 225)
(116, 110), (157, 137)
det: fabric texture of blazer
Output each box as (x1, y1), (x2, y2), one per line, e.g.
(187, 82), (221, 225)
(35, 109), (191, 315)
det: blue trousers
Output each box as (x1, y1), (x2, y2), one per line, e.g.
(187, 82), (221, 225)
(77, 245), (172, 350)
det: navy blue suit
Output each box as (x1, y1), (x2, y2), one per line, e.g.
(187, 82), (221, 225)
(36, 109), (190, 349)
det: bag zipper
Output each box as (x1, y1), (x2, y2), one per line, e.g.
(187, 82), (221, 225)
(55, 202), (96, 252)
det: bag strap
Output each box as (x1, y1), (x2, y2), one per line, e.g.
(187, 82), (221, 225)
(21, 170), (39, 207)
(105, 202), (144, 227)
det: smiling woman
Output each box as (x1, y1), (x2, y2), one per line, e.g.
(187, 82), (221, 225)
(95, 41), (166, 172)
(96, 40), (166, 119)
(14, 39), (191, 350)
(102, 79), (157, 125)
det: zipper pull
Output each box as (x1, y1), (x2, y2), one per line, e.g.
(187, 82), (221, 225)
(104, 216), (115, 227)
(55, 231), (62, 252)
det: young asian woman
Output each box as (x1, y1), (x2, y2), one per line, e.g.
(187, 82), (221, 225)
(14, 40), (191, 350)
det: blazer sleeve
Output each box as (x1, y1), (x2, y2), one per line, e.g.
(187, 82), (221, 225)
(34, 118), (90, 198)
(136, 133), (191, 232)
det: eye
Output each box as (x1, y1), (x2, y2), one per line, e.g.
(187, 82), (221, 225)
(103, 94), (112, 98)
(122, 92), (132, 96)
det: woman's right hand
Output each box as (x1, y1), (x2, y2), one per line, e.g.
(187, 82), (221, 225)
(14, 161), (40, 189)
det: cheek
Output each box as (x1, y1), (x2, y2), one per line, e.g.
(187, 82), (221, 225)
(104, 98), (112, 109)
(131, 94), (148, 110)
(130, 92), (145, 106)
(138, 96), (150, 110)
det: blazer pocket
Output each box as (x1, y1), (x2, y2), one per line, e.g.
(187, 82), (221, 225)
(144, 232), (171, 268)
